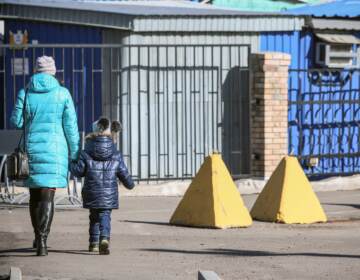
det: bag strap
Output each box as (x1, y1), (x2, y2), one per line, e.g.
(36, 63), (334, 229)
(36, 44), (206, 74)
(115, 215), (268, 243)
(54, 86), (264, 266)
(17, 87), (28, 152)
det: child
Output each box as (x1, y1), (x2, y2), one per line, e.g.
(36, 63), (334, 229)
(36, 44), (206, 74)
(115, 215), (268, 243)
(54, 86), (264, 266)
(71, 117), (134, 255)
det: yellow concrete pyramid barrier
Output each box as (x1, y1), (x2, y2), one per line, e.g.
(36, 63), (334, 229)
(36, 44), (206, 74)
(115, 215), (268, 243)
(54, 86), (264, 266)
(250, 156), (327, 224)
(170, 153), (252, 228)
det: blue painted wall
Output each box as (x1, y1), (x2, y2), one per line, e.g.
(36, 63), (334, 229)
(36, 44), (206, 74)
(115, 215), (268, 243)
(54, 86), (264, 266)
(3, 20), (103, 132)
(261, 31), (360, 177)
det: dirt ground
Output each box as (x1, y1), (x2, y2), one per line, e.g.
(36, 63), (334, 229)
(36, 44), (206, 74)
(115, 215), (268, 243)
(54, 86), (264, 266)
(1, 190), (360, 280)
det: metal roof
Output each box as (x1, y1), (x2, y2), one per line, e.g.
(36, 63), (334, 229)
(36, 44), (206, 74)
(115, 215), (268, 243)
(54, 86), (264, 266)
(0, 0), (268, 16)
(311, 18), (360, 30)
(0, 0), (305, 32)
(284, 0), (360, 18)
(316, 32), (360, 43)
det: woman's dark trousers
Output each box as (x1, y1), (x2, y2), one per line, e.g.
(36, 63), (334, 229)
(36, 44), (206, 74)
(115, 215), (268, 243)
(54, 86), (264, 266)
(29, 188), (55, 256)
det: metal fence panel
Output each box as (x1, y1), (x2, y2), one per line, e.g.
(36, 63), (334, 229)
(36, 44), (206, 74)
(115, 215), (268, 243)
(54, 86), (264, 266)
(289, 68), (360, 177)
(0, 44), (250, 181)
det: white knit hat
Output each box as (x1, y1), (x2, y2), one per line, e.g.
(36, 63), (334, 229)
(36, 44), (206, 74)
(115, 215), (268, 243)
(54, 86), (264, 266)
(35, 56), (56, 75)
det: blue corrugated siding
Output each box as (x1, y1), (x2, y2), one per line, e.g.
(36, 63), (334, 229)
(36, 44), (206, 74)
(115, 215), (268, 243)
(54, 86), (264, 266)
(4, 20), (103, 132)
(260, 31), (313, 69)
(261, 31), (360, 177)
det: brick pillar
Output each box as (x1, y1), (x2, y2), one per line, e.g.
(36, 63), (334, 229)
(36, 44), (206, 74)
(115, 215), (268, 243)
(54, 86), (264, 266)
(250, 52), (291, 178)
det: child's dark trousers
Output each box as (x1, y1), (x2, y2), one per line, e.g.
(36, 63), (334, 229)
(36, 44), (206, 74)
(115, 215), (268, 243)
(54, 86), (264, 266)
(89, 209), (112, 243)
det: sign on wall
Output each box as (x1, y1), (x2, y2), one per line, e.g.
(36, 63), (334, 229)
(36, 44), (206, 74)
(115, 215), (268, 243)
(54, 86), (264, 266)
(11, 58), (29, 76)
(9, 30), (28, 49)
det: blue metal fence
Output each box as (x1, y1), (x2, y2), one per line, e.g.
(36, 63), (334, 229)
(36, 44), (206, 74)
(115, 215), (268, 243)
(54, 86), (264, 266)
(1, 45), (102, 132)
(4, 20), (103, 131)
(289, 68), (360, 177)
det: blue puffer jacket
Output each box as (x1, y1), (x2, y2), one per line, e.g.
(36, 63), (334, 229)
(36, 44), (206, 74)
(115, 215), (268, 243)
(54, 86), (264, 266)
(70, 134), (134, 209)
(10, 73), (80, 188)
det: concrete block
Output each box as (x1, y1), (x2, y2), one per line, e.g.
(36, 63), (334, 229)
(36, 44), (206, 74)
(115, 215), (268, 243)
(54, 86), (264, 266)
(198, 270), (222, 280)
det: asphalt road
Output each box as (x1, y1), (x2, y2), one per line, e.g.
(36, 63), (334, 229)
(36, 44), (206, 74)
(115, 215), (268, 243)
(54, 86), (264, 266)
(0, 190), (360, 280)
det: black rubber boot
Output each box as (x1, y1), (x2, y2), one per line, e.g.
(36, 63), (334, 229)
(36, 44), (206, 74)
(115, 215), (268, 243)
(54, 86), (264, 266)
(36, 200), (54, 256)
(29, 193), (38, 249)
(29, 189), (55, 256)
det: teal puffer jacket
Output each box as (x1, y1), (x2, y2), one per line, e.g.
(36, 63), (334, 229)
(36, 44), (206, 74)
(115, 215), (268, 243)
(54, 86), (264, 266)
(11, 73), (80, 188)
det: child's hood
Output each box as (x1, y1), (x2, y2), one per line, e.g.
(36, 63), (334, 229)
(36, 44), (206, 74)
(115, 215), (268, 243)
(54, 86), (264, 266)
(85, 133), (116, 161)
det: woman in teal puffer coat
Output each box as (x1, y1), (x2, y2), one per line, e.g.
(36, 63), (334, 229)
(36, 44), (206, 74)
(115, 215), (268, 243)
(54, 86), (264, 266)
(11, 56), (80, 256)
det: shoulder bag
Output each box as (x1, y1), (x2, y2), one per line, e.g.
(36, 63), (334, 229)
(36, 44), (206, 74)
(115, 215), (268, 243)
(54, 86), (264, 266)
(7, 88), (30, 180)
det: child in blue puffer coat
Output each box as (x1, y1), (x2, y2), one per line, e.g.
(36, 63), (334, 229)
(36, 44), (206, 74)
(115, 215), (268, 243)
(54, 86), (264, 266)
(71, 117), (134, 255)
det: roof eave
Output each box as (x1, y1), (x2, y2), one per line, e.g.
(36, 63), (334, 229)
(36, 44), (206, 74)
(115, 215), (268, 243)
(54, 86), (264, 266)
(0, 3), (134, 30)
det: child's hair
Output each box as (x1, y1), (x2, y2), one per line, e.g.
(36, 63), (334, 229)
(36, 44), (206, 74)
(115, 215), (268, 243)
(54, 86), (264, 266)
(90, 117), (122, 142)
(111, 121), (122, 133)
(111, 120), (122, 144)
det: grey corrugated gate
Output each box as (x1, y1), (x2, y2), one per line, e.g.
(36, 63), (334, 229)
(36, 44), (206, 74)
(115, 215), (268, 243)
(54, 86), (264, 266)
(1, 44), (251, 181)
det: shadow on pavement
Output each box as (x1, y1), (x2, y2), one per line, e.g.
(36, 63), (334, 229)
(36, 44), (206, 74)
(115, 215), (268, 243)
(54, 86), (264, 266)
(0, 247), (35, 258)
(323, 203), (360, 210)
(141, 248), (360, 259)
(0, 248), (93, 257)
(123, 220), (170, 226)
(49, 249), (93, 255)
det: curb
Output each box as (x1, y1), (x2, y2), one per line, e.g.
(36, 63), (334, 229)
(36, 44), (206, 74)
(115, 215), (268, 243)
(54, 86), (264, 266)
(8, 174), (360, 198)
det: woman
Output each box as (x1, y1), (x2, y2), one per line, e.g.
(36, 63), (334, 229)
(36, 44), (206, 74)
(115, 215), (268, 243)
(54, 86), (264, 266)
(11, 56), (80, 256)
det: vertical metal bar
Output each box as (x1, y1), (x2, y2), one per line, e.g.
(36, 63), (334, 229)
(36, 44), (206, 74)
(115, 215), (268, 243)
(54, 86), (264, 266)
(128, 46), (133, 174)
(339, 71), (344, 174)
(192, 46), (196, 176)
(354, 69), (360, 173)
(319, 71), (324, 175)
(110, 48), (113, 120)
(156, 46), (160, 178)
(71, 48), (75, 100)
(3, 47), (6, 128)
(218, 46), (222, 152)
(175, 46), (179, 178)
(22, 48), (26, 90)
(184, 46), (188, 176)
(328, 71), (334, 174)
(237, 45), (242, 174)
(91, 48), (95, 122)
(349, 70), (353, 173)
(166, 46), (170, 177)
(309, 70), (314, 174)
(61, 47), (65, 84)
(211, 46), (214, 152)
(147, 46), (151, 179)
(247, 45), (252, 174)
(228, 45), (232, 172)
(12, 49), (16, 105)
(81, 47), (85, 132)
(202, 46), (206, 164)
(297, 70), (303, 165)
(137, 46), (141, 181)
(118, 46), (123, 151)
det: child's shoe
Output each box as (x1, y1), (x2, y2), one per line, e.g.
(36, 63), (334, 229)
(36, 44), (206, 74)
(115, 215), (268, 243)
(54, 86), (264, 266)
(99, 238), (110, 255)
(89, 242), (99, 252)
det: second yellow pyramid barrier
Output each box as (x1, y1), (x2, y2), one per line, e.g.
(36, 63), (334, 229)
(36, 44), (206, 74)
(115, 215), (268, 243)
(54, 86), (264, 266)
(251, 156), (327, 224)
(170, 153), (252, 228)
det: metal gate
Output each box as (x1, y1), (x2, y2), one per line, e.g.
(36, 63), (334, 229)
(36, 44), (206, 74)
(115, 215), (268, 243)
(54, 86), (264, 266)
(289, 68), (360, 177)
(0, 44), (250, 181)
